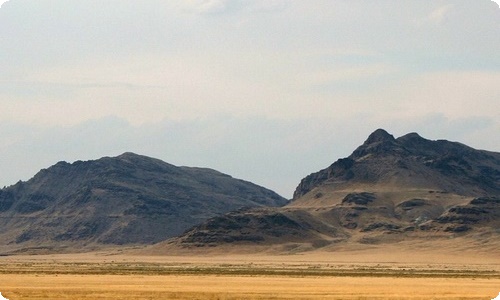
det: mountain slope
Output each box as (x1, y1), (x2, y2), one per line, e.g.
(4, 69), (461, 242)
(165, 129), (500, 253)
(0, 152), (286, 253)
(292, 129), (500, 205)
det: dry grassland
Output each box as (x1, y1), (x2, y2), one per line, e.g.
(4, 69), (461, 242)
(1, 273), (499, 300)
(0, 251), (499, 299)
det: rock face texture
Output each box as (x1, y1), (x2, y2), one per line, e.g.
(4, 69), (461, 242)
(293, 129), (500, 200)
(0, 152), (286, 253)
(167, 129), (500, 252)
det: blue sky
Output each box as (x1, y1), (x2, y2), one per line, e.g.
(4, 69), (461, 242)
(1, 0), (499, 197)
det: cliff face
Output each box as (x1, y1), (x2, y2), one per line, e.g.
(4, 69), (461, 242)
(0, 152), (286, 253)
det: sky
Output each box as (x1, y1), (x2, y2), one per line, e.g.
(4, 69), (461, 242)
(0, 0), (499, 198)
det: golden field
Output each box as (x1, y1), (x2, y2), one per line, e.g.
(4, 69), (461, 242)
(1, 273), (499, 299)
(0, 248), (499, 300)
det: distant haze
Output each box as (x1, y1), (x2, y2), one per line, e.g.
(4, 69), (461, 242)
(0, 1), (499, 197)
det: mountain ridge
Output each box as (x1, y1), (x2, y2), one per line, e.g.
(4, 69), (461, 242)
(293, 129), (500, 201)
(163, 129), (500, 254)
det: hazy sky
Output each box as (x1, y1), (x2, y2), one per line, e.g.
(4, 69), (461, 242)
(1, 1), (499, 197)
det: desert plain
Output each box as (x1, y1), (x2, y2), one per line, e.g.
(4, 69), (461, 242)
(1, 244), (499, 300)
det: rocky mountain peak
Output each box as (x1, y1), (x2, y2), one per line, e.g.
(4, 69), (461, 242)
(351, 129), (401, 159)
(363, 128), (395, 145)
(396, 132), (434, 150)
(292, 129), (500, 201)
(398, 132), (423, 141)
(117, 152), (139, 159)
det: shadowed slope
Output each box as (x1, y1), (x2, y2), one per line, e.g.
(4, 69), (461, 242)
(0, 152), (286, 253)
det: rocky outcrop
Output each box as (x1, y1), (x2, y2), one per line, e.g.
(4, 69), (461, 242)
(421, 196), (500, 233)
(177, 209), (307, 247)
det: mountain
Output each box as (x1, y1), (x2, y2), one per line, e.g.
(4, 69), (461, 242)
(292, 129), (499, 202)
(0, 152), (286, 253)
(164, 129), (500, 253)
